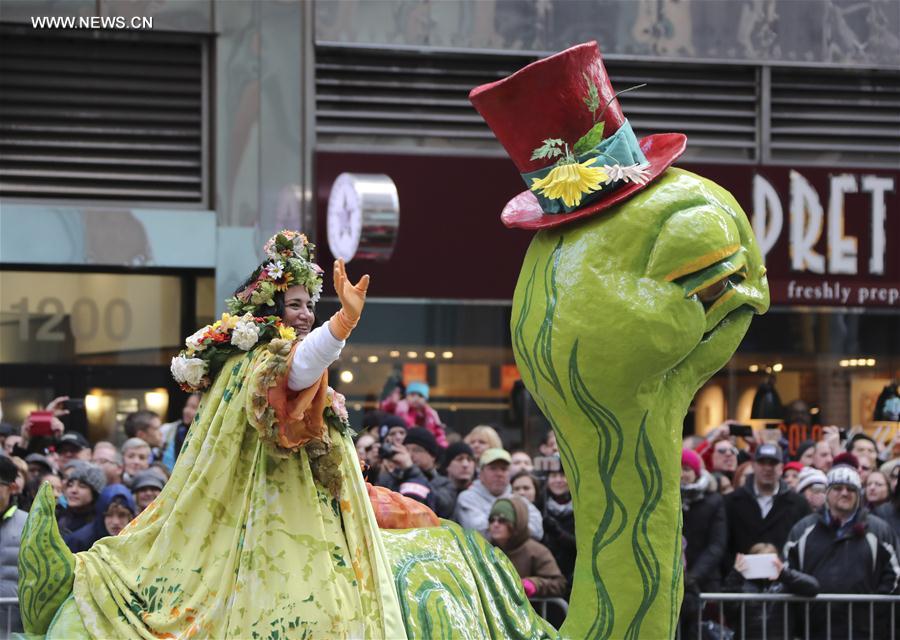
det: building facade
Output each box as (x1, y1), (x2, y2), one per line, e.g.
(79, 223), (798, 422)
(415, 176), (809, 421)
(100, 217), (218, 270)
(1, 0), (897, 449)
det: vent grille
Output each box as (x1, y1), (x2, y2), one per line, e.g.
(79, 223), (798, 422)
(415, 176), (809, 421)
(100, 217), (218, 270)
(0, 26), (206, 203)
(769, 68), (900, 167)
(316, 48), (534, 151)
(315, 45), (759, 162)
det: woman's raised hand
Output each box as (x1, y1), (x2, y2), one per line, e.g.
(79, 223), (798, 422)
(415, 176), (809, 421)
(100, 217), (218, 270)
(333, 259), (369, 321)
(328, 260), (369, 341)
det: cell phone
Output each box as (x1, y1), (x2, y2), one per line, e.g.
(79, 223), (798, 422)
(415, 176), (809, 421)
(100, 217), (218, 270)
(729, 423), (754, 439)
(63, 398), (85, 410)
(29, 411), (55, 438)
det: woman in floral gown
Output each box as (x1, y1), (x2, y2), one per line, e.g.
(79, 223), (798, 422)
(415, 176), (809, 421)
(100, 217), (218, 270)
(64, 232), (408, 638)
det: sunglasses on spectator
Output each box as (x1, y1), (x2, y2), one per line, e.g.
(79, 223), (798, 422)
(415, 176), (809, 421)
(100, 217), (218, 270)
(488, 515), (509, 524)
(714, 446), (738, 456)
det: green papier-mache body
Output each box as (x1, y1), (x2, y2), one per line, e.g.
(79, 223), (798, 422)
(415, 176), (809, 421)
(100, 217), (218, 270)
(511, 168), (769, 639)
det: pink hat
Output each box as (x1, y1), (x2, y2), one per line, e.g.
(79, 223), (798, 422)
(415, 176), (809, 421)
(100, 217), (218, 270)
(682, 449), (702, 476)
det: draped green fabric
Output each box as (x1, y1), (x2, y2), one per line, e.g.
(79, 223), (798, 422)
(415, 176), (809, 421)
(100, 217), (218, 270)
(69, 350), (406, 639)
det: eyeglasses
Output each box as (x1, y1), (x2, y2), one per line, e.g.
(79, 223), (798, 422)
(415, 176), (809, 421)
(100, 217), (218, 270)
(830, 485), (857, 494)
(488, 515), (509, 524)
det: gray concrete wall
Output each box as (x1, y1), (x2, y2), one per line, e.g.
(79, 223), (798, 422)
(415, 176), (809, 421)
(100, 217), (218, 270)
(315, 0), (900, 69)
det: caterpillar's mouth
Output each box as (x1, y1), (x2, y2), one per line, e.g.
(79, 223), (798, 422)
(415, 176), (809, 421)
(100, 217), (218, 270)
(701, 304), (755, 343)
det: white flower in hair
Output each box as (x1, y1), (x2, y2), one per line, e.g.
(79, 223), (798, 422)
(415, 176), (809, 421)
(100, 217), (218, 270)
(603, 163), (651, 186)
(185, 327), (209, 352)
(265, 261), (284, 280)
(170, 356), (207, 387)
(231, 313), (261, 350)
(309, 279), (323, 304)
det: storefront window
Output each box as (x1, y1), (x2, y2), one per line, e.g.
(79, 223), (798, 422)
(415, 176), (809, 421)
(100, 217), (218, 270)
(690, 310), (900, 453)
(0, 271), (184, 366)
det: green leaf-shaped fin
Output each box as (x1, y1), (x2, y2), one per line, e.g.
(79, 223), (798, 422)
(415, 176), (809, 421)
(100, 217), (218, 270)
(18, 482), (75, 635)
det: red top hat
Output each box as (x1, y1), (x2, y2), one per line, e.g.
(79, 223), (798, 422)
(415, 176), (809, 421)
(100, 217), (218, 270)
(469, 41), (686, 230)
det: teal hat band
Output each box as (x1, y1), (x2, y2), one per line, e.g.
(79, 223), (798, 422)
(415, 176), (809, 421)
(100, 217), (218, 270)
(521, 120), (648, 215)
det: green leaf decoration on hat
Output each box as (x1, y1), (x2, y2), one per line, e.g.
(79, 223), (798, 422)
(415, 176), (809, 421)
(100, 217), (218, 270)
(530, 138), (565, 162)
(582, 72), (600, 118)
(573, 121), (606, 156)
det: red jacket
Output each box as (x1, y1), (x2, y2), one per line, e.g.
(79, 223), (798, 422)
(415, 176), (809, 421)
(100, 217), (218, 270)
(392, 400), (448, 447)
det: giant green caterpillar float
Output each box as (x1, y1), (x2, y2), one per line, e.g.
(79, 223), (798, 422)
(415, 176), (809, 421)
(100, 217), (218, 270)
(18, 42), (768, 640)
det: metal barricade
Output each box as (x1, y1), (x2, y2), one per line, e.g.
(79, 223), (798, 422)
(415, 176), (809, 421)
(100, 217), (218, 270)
(0, 596), (20, 638)
(675, 592), (900, 640)
(529, 596), (569, 625)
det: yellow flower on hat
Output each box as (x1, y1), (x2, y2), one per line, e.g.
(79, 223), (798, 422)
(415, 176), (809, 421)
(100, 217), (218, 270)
(530, 157), (608, 208)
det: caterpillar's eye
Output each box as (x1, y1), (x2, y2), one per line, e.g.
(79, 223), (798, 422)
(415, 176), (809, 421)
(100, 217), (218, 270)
(697, 277), (729, 303)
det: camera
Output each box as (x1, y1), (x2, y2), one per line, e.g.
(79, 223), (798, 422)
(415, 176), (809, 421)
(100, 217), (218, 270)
(379, 442), (397, 459)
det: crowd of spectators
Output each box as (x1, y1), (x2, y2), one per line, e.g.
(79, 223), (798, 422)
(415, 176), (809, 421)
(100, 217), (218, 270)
(681, 422), (900, 638)
(2, 383), (899, 635)
(0, 394), (198, 631)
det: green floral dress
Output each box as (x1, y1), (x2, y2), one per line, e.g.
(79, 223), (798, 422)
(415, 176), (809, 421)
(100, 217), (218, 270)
(69, 348), (406, 639)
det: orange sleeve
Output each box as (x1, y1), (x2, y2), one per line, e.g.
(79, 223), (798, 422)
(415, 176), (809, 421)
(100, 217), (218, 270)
(366, 483), (440, 529)
(267, 343), (329, 449)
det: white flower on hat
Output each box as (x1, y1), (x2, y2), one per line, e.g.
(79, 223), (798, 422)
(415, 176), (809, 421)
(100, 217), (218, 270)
(170, 355), (207, 387)
(185, 327), (209, 352)
(231, 313), (261, 351)
(603, 163), (651, 186)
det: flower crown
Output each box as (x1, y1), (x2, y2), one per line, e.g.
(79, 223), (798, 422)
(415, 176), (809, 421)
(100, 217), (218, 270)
(225, 230), (324, 316)
(171, 313), (297, 392)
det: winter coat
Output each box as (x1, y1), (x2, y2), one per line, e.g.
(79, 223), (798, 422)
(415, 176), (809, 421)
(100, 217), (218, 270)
(374, 464), (437, 511)
(784, 508), (900, 638)
(422, 468), (459, 519)
(56, 502), (95, 537)
(391, 400), (448, 447)
(161, 419), (190, 471)
(498, 497), (567, 598)
(64, 484), (137, 553)
(453, 480), (544, 541)
(874, 501), (900, 541)
(0, 504), (26, 632)
(541, 492), (576, 590)
(725, 476), (810, 559)
(682, 473), (727, 592)
(722, 565), (819, 639)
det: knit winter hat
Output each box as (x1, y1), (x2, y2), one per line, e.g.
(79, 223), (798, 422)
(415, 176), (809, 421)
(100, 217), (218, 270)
(489, 498), (517, 525)
(406, 381), (430, 400)
(403, 427), (440, 458)
(439, 441), (474, 474)
(832, 452), (860, 470)
(795, 440), (816, 461)
(68, 462), (107, 496)
(681, 449), (702, 476)
(826, 465), (861, 491)
(783, 461), (804, 474)
(795, 467), (827, 494)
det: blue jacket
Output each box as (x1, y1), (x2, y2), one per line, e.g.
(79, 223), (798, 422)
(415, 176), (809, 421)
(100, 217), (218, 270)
(64, 484), (136, 553)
